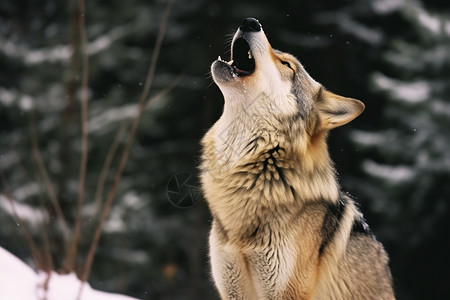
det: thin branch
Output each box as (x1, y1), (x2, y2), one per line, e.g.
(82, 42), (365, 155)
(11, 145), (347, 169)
(92, 74), (181, 222)
(146, 73), (183, 108)
(29, 111), (70, 245)
(93, 74), (182, 215)
(93, 122), (128, 214)
(6, 144), (55, 273)
(0, 171), (43, 270)
(57, 0), (80, 231)
(78, 0), (176, 295)
(66, 0), (90, 272)
(41, 209), (55, 272)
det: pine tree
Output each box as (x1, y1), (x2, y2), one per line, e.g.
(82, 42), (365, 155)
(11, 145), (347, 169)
(349, 1), (450, 298)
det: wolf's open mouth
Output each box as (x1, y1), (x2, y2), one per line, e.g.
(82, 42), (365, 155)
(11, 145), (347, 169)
(231, 38), (255, 76)
(218, 38), (255, 77)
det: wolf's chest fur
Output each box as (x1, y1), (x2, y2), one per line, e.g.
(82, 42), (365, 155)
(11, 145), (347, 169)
(201, 126), (337, 249)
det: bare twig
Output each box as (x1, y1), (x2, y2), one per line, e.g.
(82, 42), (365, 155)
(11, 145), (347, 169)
(145, 73), (183, 108)
(93, 122), (128, 214)
(41, 211), (55, 272)
(0, 171), (43, 270)
(33, 172), (56, 273)
(77, 0), (176, 296)
(93, 74), (182, 214)
(29, 111), (70, 245)
(66, 0), (90, 272)
(58, 0), (80, 229)
(5, 145), (56, 272)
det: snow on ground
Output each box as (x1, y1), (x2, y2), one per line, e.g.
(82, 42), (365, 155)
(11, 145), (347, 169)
(0, 247), (139, 300)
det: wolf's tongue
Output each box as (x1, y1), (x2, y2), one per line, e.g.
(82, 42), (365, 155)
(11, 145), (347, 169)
(233, 66), (247, 75)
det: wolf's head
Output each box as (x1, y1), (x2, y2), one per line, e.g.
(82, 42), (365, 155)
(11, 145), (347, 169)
(210, 18), (364, 170)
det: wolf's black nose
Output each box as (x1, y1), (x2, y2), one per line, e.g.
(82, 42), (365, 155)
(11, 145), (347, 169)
(240, 17), (261, 32)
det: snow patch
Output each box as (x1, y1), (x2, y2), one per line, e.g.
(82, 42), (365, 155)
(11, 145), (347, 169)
(372, 72), (430, 103)
(19, 95), (34, 111)
(363, 160), (416, 183)
(104, 206), (128, 233)
(0, 248), (37, 299)
(103, 192), (147, 233)
(371, 0), (406, 14)
(445, 20), (450, 36)
(0, 247), (140, 300)
(123, 192), (146, 210)
(0, 87), (16, 106)
(0, 195), (47, 227)
(13, 182), (41, 202)
(0, 151), (20, 170)
(386, 43), (450, 71)
(351, 130), (386, 147)
(0, 24), (130, 66)
(407, 3), (441, 35)
(431, 99), (450, 117)
(37, 272), (138, 300)
(316, 13), (383, 45)
(89, 104), (138, 133)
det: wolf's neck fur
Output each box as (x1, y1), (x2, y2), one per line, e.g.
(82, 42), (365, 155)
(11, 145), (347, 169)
(201, 102), (340, 212)
(201, 105), (341, 244)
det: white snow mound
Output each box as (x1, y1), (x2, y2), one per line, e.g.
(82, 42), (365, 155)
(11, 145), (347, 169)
(0, 247), (140, 300)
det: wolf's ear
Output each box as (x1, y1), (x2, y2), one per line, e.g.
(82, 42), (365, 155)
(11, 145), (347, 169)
(316, 89), (365, 130)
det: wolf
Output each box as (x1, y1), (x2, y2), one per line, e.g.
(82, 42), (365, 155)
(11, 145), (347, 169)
(200, 18), (395, 300)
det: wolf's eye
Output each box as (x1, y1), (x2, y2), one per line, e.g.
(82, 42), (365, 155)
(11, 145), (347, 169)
(281, 60), (293, 71)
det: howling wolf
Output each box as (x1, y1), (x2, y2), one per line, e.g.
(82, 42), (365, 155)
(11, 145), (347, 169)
(200, 17), (395, 300)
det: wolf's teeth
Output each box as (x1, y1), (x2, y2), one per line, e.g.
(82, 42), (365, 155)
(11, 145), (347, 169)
(248, 51), (252, 59)
(227, 60), (234, 66)
(218, 55), (222, 61)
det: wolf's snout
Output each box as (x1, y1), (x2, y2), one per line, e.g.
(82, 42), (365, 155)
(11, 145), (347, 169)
(240, 17), (261, 32)
(211, 17), (262, 83)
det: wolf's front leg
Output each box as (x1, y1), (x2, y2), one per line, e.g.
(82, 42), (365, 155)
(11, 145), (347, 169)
(209, 221), (258, 300)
